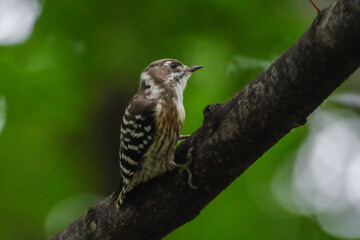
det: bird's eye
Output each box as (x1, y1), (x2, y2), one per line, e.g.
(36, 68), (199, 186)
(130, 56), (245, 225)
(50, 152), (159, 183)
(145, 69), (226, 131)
(170, 62), (177, 69)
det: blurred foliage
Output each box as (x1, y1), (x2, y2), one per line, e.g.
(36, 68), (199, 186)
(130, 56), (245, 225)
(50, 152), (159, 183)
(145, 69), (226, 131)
(0, 0), (351, 239)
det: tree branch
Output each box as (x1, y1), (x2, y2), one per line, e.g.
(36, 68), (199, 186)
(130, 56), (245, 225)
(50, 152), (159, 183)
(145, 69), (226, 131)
(50, 0), (360, 239)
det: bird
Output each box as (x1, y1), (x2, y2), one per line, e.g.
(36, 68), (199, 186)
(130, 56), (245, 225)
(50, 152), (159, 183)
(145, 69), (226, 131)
(115, 58), (203, 207)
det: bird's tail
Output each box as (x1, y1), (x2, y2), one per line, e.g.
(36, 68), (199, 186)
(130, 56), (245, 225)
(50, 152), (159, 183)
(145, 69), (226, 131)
(114, 183), (127, 208)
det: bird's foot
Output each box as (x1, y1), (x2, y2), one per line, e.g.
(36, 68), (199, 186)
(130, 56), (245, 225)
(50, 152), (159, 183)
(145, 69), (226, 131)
(170, 147), (198, 189)
(179, 134), (190, 141)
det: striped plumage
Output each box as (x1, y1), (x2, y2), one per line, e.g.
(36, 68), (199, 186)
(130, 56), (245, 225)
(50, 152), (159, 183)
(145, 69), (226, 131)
(116, 59), (202, 207)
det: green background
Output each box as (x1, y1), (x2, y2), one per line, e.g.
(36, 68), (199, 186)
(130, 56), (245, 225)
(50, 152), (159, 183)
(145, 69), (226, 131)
(0, 0), (356, 239)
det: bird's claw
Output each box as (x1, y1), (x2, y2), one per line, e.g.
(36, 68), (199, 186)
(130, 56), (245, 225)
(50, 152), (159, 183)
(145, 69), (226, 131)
(171, 147), (198, 189)
(179, 134), (190, 141)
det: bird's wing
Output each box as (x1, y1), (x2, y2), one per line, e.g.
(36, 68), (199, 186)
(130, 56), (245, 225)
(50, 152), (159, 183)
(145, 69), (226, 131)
(119, 97), (157, 191)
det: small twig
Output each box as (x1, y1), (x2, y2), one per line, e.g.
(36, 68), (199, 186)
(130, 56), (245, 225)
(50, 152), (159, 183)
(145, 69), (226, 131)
(309, 0), (321, 13)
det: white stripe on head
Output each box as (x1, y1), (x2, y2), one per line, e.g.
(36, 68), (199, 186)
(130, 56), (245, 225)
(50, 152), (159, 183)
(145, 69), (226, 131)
(163, 60), (171, 66)
(142, 74), (165, 99)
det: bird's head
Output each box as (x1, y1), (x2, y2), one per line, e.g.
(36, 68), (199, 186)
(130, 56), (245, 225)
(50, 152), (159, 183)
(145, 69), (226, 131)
(139, 59), (203, 100)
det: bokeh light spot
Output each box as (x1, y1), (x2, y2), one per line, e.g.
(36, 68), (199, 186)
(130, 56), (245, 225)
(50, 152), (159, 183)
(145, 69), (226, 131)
(0, 0), (41, 45)
(0, 96), (6, 135)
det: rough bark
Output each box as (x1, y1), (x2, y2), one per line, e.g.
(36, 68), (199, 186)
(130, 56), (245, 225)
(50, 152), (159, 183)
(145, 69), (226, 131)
(50, 0), (360, 239)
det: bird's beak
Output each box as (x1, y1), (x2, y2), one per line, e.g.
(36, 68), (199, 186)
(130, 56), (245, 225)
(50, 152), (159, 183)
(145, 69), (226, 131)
(186, 65), (203, 73)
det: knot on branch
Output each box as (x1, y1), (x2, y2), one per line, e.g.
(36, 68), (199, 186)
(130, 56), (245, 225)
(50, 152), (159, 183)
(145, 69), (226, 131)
(203, 103), (222, 128)
(292, 117), (308, 128)
(85, 206), (98, 233)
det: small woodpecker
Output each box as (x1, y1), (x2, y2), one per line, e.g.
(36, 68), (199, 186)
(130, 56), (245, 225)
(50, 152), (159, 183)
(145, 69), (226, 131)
(116, 59), (202, 208)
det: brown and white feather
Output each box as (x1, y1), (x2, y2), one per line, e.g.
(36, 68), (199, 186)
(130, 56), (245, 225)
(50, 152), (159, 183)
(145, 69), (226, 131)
(116, 58), (201, 207)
